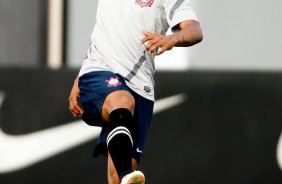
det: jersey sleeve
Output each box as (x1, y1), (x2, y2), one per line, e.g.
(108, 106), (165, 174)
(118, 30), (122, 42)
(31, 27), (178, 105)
(162, 0), (198, 31)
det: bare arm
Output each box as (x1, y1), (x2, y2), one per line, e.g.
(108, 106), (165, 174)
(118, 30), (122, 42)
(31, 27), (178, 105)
(69, 75), (83, 117)
(69, 53), (89, 117)
(171, 20), (203, 47)
(140, 20), (203, 55)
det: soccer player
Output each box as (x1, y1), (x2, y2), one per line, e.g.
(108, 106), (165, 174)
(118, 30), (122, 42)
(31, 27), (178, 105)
(69, 0), (203, 183)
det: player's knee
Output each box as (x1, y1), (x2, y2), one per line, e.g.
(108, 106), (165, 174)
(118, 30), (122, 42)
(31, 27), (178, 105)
(103, 91), (135, 115)
(116, 94), (135, 112)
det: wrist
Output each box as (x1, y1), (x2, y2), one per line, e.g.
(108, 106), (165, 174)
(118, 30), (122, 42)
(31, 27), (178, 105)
(167, 34), (178, 47)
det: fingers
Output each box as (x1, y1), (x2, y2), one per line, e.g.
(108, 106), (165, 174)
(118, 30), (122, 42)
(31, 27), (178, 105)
(141, 31), (173, 55)
(146, 39), (161, 53)
(69, 84), (84, 117)
(155, 47), (166, 56)
(141, 31), (161, 53)
(148, 41), (163, 54)
(142, 30), (151, 36)
(69, 95), (83, 117)
(140, 31), (153, 45)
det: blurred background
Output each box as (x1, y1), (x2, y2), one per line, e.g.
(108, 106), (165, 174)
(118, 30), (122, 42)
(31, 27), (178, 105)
(1, 0), (282, 183)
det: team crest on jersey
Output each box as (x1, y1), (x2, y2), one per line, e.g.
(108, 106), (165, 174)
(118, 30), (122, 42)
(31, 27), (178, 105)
(105, 77), (122, 87)
(136, 0), (154, 7)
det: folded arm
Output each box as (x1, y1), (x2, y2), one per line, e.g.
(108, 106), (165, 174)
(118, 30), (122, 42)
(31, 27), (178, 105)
(140, 20), (203, 55)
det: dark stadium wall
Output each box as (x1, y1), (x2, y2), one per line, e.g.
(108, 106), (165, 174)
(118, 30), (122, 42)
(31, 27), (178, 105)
(0, 69), (282, 184)
(1, 1), (282, 183)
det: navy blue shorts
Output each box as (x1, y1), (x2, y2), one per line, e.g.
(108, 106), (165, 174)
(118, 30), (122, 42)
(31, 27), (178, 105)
(78, 71), (154, 163)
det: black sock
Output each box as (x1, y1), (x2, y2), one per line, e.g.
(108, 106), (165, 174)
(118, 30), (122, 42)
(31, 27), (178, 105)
(106, 108), (134, 179)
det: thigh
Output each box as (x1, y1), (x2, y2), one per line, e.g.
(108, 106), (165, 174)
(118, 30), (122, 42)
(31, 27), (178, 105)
(78, 71), (130, 126)
(102, 90), (135, 122)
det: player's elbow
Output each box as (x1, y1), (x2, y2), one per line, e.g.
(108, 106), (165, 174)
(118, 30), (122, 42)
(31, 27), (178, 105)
(195, 31), (203, 44)
(193, 25), (203, 44)
(187, 30), (203, 47)
(183, 23), (203, 46)
(181, 20), (203, 46)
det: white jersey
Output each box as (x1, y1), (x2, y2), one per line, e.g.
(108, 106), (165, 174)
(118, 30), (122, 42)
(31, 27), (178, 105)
(79, 0), (198, 101)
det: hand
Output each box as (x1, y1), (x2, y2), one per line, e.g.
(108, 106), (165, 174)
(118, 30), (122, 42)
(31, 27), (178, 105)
(140, 31), (176, 55)
(69, 78), (83, 117)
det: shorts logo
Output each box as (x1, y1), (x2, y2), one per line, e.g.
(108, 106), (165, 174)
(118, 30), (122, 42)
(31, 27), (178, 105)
(135, 0), (154, 7)
(105, 77), (122, 87)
